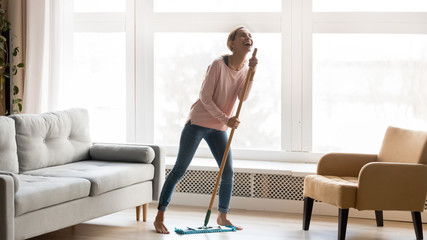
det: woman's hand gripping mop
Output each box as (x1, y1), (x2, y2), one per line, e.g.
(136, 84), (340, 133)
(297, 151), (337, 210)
(175, 48), (258, 235)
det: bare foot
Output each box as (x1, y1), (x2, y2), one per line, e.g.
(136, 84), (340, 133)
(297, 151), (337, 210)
(217, 212), (243, 230)
(154, 211), (170, 234)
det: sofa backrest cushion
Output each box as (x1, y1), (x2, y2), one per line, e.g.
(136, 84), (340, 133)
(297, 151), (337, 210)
(378, 126), (427, 164)
(0, 117), (19, 173)
(10, 108), (92, 172)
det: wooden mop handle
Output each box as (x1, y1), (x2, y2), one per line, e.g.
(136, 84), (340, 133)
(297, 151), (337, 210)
(206, 48), (258, 215)
(235, 48), (257, 118)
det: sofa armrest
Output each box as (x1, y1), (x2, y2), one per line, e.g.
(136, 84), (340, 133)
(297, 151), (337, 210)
(90, 142), (165, 201)
(317, 153), (378, 177)
(0, 174), (15, 240)
(357, 162), (427, 211)
(144, 145), (165, 201)
(0, 171), (20, 193)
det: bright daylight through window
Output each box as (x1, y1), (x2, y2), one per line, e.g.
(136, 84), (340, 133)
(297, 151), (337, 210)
(66, 0), (427, 160)
(154, 33), (281, 150)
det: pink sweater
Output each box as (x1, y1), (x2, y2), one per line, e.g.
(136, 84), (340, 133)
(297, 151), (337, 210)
(187, 57), (253, 131)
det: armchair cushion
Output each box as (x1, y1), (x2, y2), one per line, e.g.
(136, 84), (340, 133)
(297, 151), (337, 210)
(90, 143), (155, 164)
(378, 126), (427, 164)
(304, 175), (358, 209)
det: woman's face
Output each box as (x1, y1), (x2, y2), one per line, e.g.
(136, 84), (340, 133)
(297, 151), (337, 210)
(230, 28), (253, 54)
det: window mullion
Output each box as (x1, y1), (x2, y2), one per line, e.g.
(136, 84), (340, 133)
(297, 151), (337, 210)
(135, 0), (155, 143)
(282, 0), (292, 151)
(302, 0), (312, 152)
(126, 0), (136, 142)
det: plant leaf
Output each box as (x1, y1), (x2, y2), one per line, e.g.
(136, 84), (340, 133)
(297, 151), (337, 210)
(12, 47), (19, 56)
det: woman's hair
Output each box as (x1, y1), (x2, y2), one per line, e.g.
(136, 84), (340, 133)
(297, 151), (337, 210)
(227, 26), (247, 52)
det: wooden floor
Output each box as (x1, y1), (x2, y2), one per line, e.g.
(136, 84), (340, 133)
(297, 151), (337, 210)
(29, 204), (421, 240)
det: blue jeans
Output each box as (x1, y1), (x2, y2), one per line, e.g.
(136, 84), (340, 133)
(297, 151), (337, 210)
(157, 121), (234, 213)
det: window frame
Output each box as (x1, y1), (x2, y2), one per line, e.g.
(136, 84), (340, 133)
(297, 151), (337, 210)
(71, 0), (427, 163)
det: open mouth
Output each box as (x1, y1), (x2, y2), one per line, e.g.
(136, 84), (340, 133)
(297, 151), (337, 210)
(244, 42), (252, 46)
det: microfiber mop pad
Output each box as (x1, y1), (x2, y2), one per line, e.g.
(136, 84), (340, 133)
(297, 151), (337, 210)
(175, 225), (236, 235)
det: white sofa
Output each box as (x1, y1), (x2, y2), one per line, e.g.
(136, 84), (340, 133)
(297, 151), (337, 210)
(0, 108), (165, 240)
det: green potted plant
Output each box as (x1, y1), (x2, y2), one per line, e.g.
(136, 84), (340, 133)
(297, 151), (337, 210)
(0, 1), (24, 115)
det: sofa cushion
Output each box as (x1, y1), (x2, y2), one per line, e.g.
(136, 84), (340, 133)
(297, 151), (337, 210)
(90, 144), (155, 164)
(0, 117), (19, 173)
(15, 175), (91, 216)
(23, 161), (155, 196)
(10, 108), (92, 172)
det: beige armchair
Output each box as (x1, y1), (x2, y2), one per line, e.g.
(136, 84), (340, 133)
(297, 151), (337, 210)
(303, 126), (427, 240)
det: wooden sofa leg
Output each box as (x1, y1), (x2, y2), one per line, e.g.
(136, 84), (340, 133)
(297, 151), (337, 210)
(136, 206), (141, 221)
(375, 210), (383, 227)
(303, 197), (314, 230)
(143, 203), (148, 222)
(338, 208), (349, 240)
(411, 211), (423, 240)
(136, 204), (149, 222)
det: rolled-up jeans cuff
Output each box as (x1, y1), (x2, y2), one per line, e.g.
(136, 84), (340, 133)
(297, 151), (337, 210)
(158, 205), (168, 212)
(218, 207), (229, 214)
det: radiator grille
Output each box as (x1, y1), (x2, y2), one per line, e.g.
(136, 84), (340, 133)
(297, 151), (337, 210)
(165, 169), (305, 201)
(253, 174), (305, 200)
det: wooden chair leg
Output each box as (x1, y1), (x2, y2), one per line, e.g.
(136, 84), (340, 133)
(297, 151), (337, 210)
(338, 208), (349, 240)
(411, 211), (423, 240)
(136, 205), (142, 221)
(143, 203), (148, 222)
(375, 210), (383, 227)
(303, 197), (314, 230)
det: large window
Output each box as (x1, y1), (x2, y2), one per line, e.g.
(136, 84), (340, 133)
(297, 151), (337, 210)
(74, 0), (125, 12)
(64, 1), (128, 143)
(311, 2), (427, 153)
(154, 0), (281, 12)
(59, 0), (427, 161)
(313, 34), (427, 153)
(313, 0), (427, 12)
(153, 33), (281, 150)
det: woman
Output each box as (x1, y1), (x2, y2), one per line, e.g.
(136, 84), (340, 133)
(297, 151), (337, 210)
(154, 26), (258, 234)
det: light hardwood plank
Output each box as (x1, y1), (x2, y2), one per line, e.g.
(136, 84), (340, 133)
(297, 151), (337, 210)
(29, 205), (422, 240)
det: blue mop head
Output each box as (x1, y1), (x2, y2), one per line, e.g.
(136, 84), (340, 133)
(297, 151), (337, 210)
(175, 225), (236, 235)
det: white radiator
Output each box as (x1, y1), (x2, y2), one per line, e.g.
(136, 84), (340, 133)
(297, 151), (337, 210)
(165, 168), (427, 223)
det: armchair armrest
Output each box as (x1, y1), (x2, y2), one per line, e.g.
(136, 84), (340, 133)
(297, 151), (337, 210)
(317, 153), (377, 177)
(0, 174), (16, 240)
(357, 162), (427, 211)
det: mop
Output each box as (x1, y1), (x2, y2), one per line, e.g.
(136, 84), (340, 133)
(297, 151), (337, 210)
(175, 48), (258, 235)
